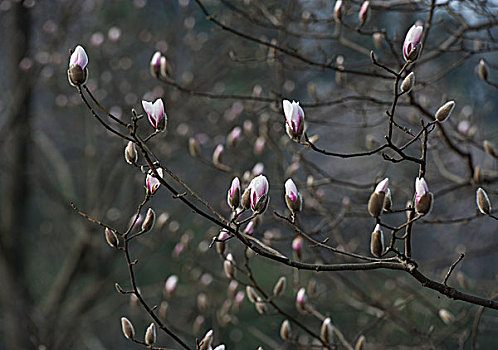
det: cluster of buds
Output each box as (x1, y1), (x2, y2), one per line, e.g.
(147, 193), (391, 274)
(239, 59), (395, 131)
(370, 224), (384, 258)
(142, 98), (167, 132)
(284, 100), (305, 141)
(150, 51), (168, 78)
(414, 177), (433, 215)
(146, 167), (163, 195)
(67, 45), (89, 86)
(284, 179), (303, 215)
(240, 175), (270, 214)
(367, 178), (389, 217)
(403, 23), (423, 62)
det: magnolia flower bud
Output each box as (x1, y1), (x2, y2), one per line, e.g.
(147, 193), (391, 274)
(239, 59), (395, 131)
(224, 253), (235, 279)
(438, 309), (454, 325)
(476, 187), (491, 215)
(249, 175), (270, 213)
(435, 101), (455, 122)
(415, 177), (433, 215)
(246, 286), (259, 303)
(227, 177), (241, 211)
(368, 178), (389, 217)
(160, 56), (168, 78)
(240, 185), (252, 210)
(142, 98), (167, 131)
(141, 208), (155, 232)
(150, 51), (161, 78)
(165, 275), (179, 298)
(292, 236), (303, 260)
(227, 126), (242, 147)
(400, 72), (415, 93)
(124, 141), (138, 164)
(244, 221), (255, 235)
(67, 45), (89, 86)
(216, 230), (229, 254)
(273, 276), (287, 297)
(212, 144), (224, 165)
(280, 320), (291, 340)
(478, 59), (488, 81)
(370, 224), (384, 258)
(146, 168), (163, 195)
(199, 330), (213, 350)
(358, 1), (369, 24)
(145, 323), (156, 345)
(483, 140), (495, 157)
(285, 179), (303, 214)
(283, 100), (305, 141)
(188, 137), (200, 157)
(320, 318), (333, 344)
(105, 228), (119, 248)
(296, 288), (307, 311)
(255, 299), (268, 314)
(403, 23), (423, 62)
(333, 0), (342, 22)
(355, 335), (366, 350)
(372, 32), (383, 49)
(384, 188), (392, 211)
(121, 317), (135, 339)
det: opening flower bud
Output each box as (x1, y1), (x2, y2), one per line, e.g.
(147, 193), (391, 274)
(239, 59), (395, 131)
(280, 320), (291, 341)
(142, 98), (167, 131)
(368, 178), (389, 217)
(400, 72), (415, 93)
(249, 175), (270, 213)
(199, 330), (213, 350)
(104, 228), (119, 248)
(145, 323), (156, 345)
(414, 177), (433, 215)
(435, 101), (455, 122)
(292, 236), (303, 260)
(296, 288), (307, 311)
(476, 187), (491, 215)
(67, 45), (89, 86)
(370, 224), (384, 258)
(285, 178), (303, 214)
(141, 208), (155, 232)
(403, 23), (423, 62)
(227, 177), (241, 211)
(283, 99), (305, 141)
(121, 317), (135, 339)
(146, 168), (163, 195)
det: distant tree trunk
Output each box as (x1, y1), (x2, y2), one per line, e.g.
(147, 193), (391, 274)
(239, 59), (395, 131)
(0, 2), (35, 349)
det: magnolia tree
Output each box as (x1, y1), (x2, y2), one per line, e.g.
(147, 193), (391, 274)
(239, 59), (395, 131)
(63, 1), (498, 349)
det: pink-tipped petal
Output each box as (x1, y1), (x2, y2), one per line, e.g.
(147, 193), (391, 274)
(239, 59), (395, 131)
(69, 45), (88, 69)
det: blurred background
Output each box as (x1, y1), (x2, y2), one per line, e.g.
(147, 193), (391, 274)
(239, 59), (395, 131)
(0, 0), (497, 349)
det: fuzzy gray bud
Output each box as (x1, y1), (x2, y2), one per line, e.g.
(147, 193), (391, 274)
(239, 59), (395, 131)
(280, 320), (291, 340)
(124, 141), (138, 164)
(141, 208), (155, 232)
(370, 224), (384, 258)
(476, 187), (491, 215)
(273, 276), (287, 297)
(145, 323), (156, 345)
(435, 101), (455, 122)
(400, 72), (415, 93)
(105, 228), (119, 248)
(121, 317), (135, 339)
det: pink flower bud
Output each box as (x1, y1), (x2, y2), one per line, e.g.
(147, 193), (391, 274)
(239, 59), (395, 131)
(142, 98), (167, 131)
(375, 178), (389, 193)
(244, 220), (255, 235)
(69, 45), (88, 70)
(292, 236), (303, 253)
(249, 175), (269, 213)
(358, 1), (370, 23)
(146, 168), (163, 195)
(227, 177), (241, 211)
(414, 177), (433, 215)
(227, 126), (242, 147)
(285, 179), (303, 214)
(68, 45), (89, 86)
(165, 275), (179, 297)
(296, 288), (307, 308)
(150, 51), (161, 77)
(283, 100), (305, 141)
(403, 23), (423, 62)
(252, 162), (264, 176)
(212, 144), (224, 165)
(254, 136), (265, 156)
